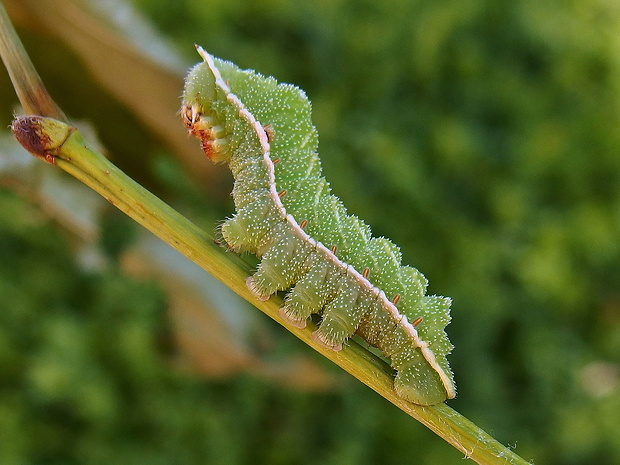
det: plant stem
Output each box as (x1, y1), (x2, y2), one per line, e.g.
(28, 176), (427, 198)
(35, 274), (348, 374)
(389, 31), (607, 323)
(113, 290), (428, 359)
(0, 1), (66, 119)
(11, 116), (532, 465)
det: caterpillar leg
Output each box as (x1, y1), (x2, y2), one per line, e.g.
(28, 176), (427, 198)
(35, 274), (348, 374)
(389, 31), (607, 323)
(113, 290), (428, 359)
(247, 233), (311, 300)
(220, 197), (274, 253)
(279, 259), (332, 328)
(312, 284), (367, 351)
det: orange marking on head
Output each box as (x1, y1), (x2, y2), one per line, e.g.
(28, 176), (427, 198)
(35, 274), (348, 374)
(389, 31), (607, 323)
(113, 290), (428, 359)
(412, 317), (423, 327)
(278, 190), (287, 198)
(392, 294), (401, 305)
(330, 245), (338, 254)
(200, 139), (215, 160)
(181, 108), (224, 161)
(272, 157), (280, 164)
(300, 219), (308, 229)
(362, 267), (370, 278)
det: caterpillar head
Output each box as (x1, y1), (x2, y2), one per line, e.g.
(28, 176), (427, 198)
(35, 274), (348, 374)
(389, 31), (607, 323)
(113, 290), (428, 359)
(181, 102), (230, 162)
(181, 49), (232, 163)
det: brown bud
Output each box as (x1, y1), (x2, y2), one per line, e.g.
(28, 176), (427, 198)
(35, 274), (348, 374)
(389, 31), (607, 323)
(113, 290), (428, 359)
(11, 116), (73, 164)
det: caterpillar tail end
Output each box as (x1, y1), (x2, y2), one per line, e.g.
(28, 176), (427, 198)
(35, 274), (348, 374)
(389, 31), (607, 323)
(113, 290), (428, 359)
(393, 361), (454, 406)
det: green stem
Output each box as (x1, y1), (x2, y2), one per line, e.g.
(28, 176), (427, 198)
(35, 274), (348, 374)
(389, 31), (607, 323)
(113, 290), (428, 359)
(0, 1), (66, 119)
(11, 116), (531, 465)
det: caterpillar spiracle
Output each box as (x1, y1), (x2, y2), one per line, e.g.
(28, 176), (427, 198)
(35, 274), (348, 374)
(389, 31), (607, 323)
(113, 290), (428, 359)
(181, 46), (456, 405)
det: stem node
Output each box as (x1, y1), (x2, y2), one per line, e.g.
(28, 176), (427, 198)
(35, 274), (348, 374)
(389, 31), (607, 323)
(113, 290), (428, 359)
(11, 116), (74, 164)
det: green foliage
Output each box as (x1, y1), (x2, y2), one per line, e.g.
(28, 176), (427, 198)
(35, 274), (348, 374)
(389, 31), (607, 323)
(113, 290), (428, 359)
(137, 1), (620, 461)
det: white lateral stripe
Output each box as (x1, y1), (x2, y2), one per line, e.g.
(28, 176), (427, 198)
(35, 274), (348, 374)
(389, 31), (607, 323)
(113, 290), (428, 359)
(199, 47), (455, 399)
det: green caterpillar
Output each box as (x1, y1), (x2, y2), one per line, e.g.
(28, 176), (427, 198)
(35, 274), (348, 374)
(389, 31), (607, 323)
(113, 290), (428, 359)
(181, 46), (456, 405)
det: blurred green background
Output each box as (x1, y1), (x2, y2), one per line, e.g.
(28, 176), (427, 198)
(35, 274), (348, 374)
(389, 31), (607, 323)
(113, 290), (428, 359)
(1, 0), (619, 464)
